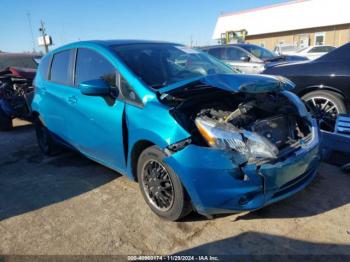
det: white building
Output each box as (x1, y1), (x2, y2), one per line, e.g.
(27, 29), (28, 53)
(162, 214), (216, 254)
(213, 0), (350, 50)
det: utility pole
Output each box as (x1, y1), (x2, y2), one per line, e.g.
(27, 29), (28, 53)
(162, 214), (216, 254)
(27, 12), (36, 52)
(39, 20), (49, 54)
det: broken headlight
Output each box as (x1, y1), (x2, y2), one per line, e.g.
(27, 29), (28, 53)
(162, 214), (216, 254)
(195, 117), (278, 160)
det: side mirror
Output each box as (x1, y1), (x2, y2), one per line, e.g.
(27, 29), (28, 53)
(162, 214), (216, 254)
(240, 55), (251, 62)
(80, 79), (111, 96)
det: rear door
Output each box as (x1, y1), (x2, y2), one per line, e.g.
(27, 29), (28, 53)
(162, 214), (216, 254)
(69, 48), (126, 171)
(41, 49), (75, 142)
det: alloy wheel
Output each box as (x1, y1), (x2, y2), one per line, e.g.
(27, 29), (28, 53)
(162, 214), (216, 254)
(304, 96), (339, 131)
(141, 160), (175, 211)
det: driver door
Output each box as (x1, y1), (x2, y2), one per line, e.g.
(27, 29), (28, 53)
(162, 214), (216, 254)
(69, 48), (126, 172)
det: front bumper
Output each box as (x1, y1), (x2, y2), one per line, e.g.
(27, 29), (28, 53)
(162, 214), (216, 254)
(164, 136), (320, 216)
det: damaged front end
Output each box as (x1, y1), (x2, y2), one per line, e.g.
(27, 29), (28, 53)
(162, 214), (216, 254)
(160, 74), (320, 215)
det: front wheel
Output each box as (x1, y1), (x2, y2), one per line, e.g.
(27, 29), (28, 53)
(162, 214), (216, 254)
(302, 90), (347, 131)
(137, 146), (192, 221)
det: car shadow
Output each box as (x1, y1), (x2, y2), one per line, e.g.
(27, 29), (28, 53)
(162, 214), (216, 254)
(4, 123), (33, 133)
(0, 129), (121, 221)
(175, 231), (350, 256)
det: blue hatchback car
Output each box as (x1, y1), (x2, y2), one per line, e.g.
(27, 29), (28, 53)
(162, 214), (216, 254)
(32, 40), (320, 220)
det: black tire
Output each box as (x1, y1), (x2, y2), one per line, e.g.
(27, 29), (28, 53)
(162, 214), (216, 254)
(302, 90), (347, 131)
(0, 108), (13, 131)
(34, 119), (59, 156)
(137, 146), (192, 221)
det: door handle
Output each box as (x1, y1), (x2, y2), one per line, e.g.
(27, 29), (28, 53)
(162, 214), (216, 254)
(67, 95), (78, 105)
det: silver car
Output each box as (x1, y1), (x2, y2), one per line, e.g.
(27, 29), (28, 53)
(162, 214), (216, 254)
(201, 44), (307, 74)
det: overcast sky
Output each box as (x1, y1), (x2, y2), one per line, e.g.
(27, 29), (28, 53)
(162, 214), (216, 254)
(0, 0), (288, 53)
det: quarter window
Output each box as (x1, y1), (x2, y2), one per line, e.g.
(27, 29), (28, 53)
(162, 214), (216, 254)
(50, 50), (73, 85)
(75, 48), (116, 87)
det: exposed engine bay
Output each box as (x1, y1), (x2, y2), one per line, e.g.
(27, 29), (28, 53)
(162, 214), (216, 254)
(164, 87), (313, 163)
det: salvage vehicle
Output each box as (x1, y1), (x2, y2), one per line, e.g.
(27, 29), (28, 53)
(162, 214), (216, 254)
(0, 53), (40, 130)
(263, 42), (350, 131)
(32, 40), (320, 221)
(200, 44), (307, 74)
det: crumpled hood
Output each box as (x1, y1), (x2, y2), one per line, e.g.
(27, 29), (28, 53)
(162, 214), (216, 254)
(158, 74), (295, 95)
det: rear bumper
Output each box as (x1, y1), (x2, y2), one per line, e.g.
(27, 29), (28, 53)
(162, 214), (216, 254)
(164, 142), (320, 216)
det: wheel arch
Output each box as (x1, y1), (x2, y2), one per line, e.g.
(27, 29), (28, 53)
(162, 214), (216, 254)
(129, 140), (155, 181)
(297, 85), (346, 99)
(297, 85), (349, 111)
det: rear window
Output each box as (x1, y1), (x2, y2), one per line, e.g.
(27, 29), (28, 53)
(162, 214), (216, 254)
(50, 50), (73, 85)
(309, 46), (336, 53)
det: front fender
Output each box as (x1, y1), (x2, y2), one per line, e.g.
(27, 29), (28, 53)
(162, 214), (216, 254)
(124, 101), (190, 178)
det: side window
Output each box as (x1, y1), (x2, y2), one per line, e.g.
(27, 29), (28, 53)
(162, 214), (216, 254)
(75, 48), (116, 87)
(208, 48), (224, 59)
(38, 55), (51, 80)
(226, 47), (247, 61)
(50, 50), (73, 85)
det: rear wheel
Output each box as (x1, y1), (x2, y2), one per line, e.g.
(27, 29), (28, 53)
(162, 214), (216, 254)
(137, 146), (192, 221)
(302, 90), (347, 131)
(0, 108), (13, 131)
(34, 119), (59, 156)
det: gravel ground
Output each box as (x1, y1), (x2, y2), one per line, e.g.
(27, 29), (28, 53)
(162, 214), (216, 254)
(0, 120), (349, 255)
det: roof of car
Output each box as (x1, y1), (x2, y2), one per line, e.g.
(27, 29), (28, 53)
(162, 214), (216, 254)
(50, 40), (182, 54)
(200, 43), (257, 49)
(68, 39), (179, 48)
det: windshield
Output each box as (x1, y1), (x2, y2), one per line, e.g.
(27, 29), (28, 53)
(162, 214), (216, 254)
(112, 43), (233, 89)
(239, 45), (277, 60)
